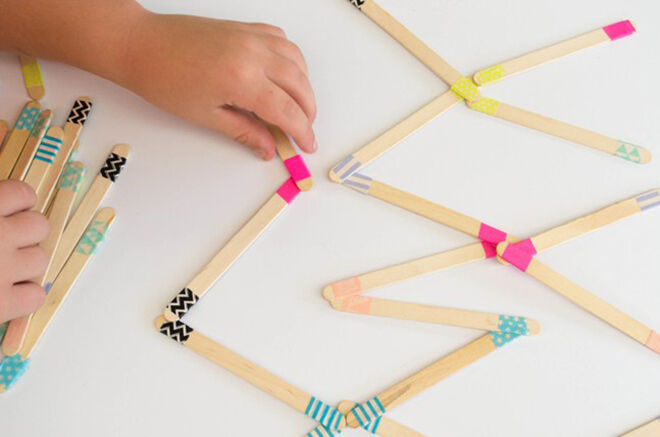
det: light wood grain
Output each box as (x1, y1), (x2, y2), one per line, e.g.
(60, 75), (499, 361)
(268, 124), (313, 191)
(335, 400), (426, 437)
(22, 125), (64, 193)
(46, 144), (128, 285)
(10, 109), (52, 180)
(621, 417), (660, 437)
(164, 190), (289, 321)
(346, 334), (497, 428)
(0, 120), (7, 148)
(0, 101), (41, 179)
(18, 54), (45, 100)
(19, 208), (115, 359)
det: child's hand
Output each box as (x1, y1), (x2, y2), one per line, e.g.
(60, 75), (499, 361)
(0, 181), (49, 325)
(122, 13), (317, 161)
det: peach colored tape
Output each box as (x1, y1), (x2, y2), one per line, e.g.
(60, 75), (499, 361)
(330, 277), (362, 299)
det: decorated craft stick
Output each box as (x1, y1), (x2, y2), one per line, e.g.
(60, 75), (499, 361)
(0, 209), (114, 392)
(35, 97), (92, 211)
(155, 316), (346, 433)
(268, 124), (313, 191)
(46, 144), (128, 287)
(473, 20), (636, 86)
(1, 163), (86, 356)
(0, 120), (7, 147)
(346, 0), (465, 90)
(329, 91), (461, 183)
(497, 242), (660, 354)
(9, 109), (52, 180)
(22, 126), (64, 193)
(332, 295), (541, 335)
(323, 242), (490, 301)
(164, 179), (300, 321)
(0, 101), (41, 179)
(468, 99), (651, 164)
(18, 54), (45, 100)
(345, 333), (519, 428)
(621, 416), (660, 437)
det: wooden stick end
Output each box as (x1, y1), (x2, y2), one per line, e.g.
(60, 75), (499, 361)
(296, 177), (314, 191)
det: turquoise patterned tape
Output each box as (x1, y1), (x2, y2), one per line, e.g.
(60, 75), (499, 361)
(497, 315), (529, 336)
(15, 106), (41, 131)
(0, 355), (29, 392)
(305, 397), (342, 432)
(351, 397), (386, 428)
(489, 331), (523, 348)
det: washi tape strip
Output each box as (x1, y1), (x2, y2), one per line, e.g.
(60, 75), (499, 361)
(332, 154), (362, 181)
(343, 172), (373, 194)
(284, 155), (312, 182)
(468, 97), (500, 116)
(166, 288), (199, 320)
(351, 397), (386, 428)
(489, 330), (523, 348)
(276, 178), (301, 204)
(348, 0), (366, 9)
(33, 134), (62, 164)
(636, 190), (660, 211)
(602, 20), (636, 41)
(614, 141), (645, 163)
(15, 104), (41, 131)
(67, 98), (93, 126)
(159, 319), (194, 344)
(59, 162), (85, 190)
(329, 277), (362, 300)
(500, 239), (538, 272)
(75, 219), (109, 256)
(0, 355), (29, 392)
(305, 425), (336, 437)
(99, 152), (127, 182)
(478, 223), (508, 245)
(304, 397), (343, 432)
(474, 65), (505, 86)
(498, 315), (530, 336)
(450, 76), (480, 102)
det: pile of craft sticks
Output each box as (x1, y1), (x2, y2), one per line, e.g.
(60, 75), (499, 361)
(0, 56), (129, 392)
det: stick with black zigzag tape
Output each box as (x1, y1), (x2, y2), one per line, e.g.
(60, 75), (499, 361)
(35, 97), (93, 210)
(155, 316), (348, 433)
(46, 144), (128, 288)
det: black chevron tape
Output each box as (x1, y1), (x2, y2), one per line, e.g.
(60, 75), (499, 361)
(167, 288), (199, 319)
(348, 0), (365, 8)
(100, 153), (127, 182)
(67, 99), (93, 125)
(159, 320), (194, 343)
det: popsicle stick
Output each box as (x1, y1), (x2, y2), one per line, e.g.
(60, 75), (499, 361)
(155, 316), (346, 433)
(17, 209), (114, 365)
(22, 126), (64, 193)
(323, 242), (490, 301)
(497, 242), (659, 354)
(0, 120), (7, 147)
(0, 163), (85, 356)
(347, 0), (464, 88)
(332, 295), (541, 335)
(329, 91), (461, 183)
(473, 20), (637, 85)
(10, 109), (52, 180)
(621, 416), (660, 437)
(35, 97), (93, 211)
(0, 101), (41, 179)
(45, 144), (128, 287)
(345, 333), (516, 428)
(470, 99), (651, 164)
(18, 54), (45, 100)
(268, 124), (313, 191)
(164, 178), (301, 321)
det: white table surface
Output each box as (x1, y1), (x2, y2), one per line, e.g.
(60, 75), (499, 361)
(1, 0), (659, 435)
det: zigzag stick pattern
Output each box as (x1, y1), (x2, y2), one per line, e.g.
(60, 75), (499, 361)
(166, 288), (199, 319)
(348, 0), (365, 9)
(67, 99), (92, 125)
(159, 320), (193, 344)
(99, 152), (127, 182)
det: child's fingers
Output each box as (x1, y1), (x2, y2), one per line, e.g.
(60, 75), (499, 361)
(13, 246), (49, 283)
(0, 282), (46, 323)
(247, 22), (287, 39)
(248, 81), (316, 153)
(265, 35), (309, 76)
(5, 210), (50, 248)
(0, 180), (37, 216)
(266, 55), (316, 123)
(215, 106), (275, 160)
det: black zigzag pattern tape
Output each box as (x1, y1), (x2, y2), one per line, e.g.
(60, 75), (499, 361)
(67, 99), (93, 125)
(100, 153), (127, 182)
(159, 320), (194, 343)
(348, 0), (365, 9)
(167, 288), (199, 319)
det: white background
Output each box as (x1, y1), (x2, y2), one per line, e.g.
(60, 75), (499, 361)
(1, 0), (659, 435)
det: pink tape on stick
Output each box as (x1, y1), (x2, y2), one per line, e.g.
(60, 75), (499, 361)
(276, 178), (301, 204)
(603, 20), (636, 41)
(478, 223), (508, 245)
(481, 241), (498, 259)
(646, 331), (660, 354)
(501, 239), (538, 272)
(284, 155), (311, 182)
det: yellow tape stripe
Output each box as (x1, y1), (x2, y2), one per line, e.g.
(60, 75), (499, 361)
(450, 76), (480, 102)
(475, 65), (504, 85)
(468, 98), (500, 116)
(21, 62), (44, 89)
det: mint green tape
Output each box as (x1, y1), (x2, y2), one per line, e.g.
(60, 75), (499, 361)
(60, 162), (85, 191)
(75, 220), (108, 256)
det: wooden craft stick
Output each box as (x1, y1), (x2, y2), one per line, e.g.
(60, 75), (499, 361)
(163, 179), (301, 321)
(155, 316), (347, 433)
(332, 295), (541, 335)
(0, 101), (41, 179)
(469, 99), (651, 164)
(0, 120), (7, 147)
(0, 162), (86, 356)
(323, 242), (490, 301)
(473, 20), (637, 86)
(18, 54), (45, 100)
(621, 416), (660, 437)
(22, 126), (64, 193)
(345, 333), (517, 428)
(268, 124), (313, 191)
(13, 209), (114, 372)
(9, 109), (52, 180)
(46, 145), (128, 287)
(329, 91), (461, 183)
(35, 97), (93, 211)
(497, 242), (660, 354)
(347, 0), (463, 87)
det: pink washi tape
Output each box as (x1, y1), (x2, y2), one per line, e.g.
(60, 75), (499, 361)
(481, 241), (498, 259)
(276, 178), (301, 204)
(284, 155), (311, 182)
(603, 20), (636, 41)
(478, 223), (508, 245)
(339, 295), (372, 314)
(501, 239), (538, 272)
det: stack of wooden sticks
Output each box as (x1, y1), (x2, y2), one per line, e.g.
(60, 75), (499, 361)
(0, 56), (129, 392)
